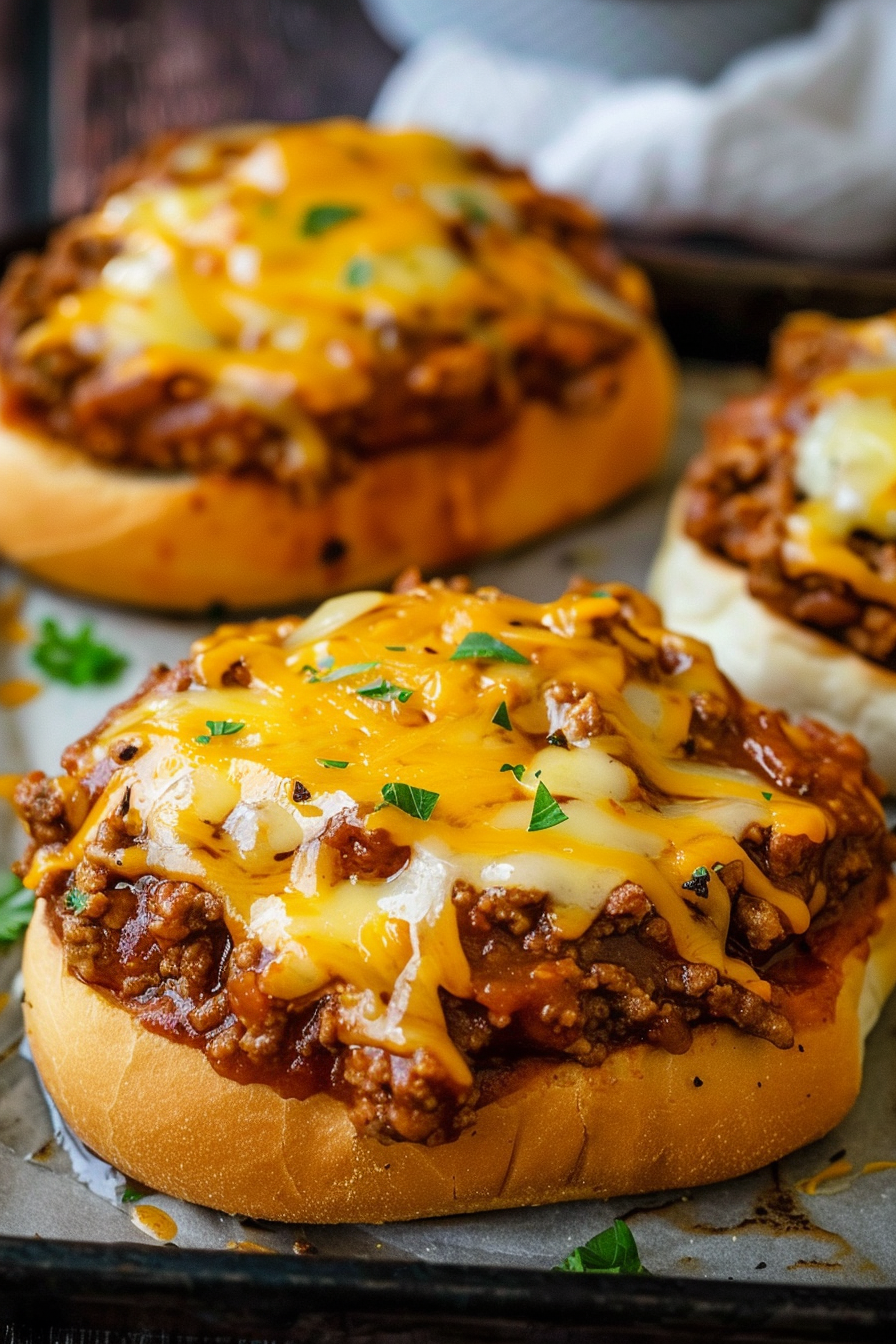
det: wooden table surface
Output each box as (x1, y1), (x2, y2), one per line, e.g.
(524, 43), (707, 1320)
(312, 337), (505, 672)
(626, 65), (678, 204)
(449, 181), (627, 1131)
(0, 0), (398, 233)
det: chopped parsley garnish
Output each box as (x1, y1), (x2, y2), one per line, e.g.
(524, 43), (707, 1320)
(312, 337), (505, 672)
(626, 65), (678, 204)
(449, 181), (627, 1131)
(501, 763), (525, 781)
(357, 677), (413, 703)
(527, 781), (568, 832)
(313, 660), (379, 684)
(546, 731), (568, 749)
(301, 655), (335, 680)
(0, 871), (33, 947)
(592, 589), (612, 599)
(120, 1182), (151, 1204)
(300, 203), (362, 237)
(451, 188), (490, 226)
(450, 632), (529, 664)
(385, 645), (406, 651)
(317, 758), (349, 769)
(555, 1220), (648, 1275)
(492, 700), (512, 730)
(195, 720), (245, 744)
(65, 887), (89, 914)
(31, 618), (128, 687)
(682, 865), (710, 899)
(762, 791), (773, 801)
(381, 781), (439, 821)
(345, 256), (374, 287)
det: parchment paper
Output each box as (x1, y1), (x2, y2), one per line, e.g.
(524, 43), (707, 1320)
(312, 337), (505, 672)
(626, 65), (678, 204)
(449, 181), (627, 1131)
(2, 365), (894, 1283)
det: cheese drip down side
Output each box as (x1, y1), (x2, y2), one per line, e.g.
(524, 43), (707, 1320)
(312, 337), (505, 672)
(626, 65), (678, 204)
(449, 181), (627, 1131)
(784, 370), (896, 605)
(27, 583), (871, 1080)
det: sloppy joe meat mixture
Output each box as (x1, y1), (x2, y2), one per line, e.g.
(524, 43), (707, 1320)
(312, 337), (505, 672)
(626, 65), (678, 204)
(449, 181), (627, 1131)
(15, 581), (893, 1146)
(0, 123), (642, 492)
(684, 311), (896, 668)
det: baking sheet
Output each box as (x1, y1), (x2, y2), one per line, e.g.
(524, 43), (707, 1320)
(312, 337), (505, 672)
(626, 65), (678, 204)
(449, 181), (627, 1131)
(1, 364), (894, 1284)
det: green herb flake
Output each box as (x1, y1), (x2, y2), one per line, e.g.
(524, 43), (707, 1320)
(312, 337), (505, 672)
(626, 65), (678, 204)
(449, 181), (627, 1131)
(762, 791), (773, 801)
(500, 763), (525, 781)
(381, 781), (439, 821)
(344, 256), (374, 288)
(527, 781), (568, 833)
(314, 660), (379, 684)
(555, 1220), (648, 1275)
(196, 720), (245, 744)
(385, 645), (406, 651)
(546, 731), (568, 749)
(451, 188), (490, 226)
(120, 1183), (151, 1204)
(300, 203), (362, 237)
(491, 700), (512, 730)
(0, 871), (34, 947)
(592, 589), (612, 599)
(682, 865), (711, 899)
(31, 618), (128, 687)
(317, 758), (349, 769)
(357, 677), (413, 703)
(450, 632), (529, 665)
(65, 887), (89, 914)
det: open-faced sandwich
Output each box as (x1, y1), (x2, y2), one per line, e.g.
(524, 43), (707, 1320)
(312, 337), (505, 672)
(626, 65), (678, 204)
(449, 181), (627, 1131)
(0, 121), (674, 612)
(15, 576), (896, 1222)
(651, 310), (896, 790)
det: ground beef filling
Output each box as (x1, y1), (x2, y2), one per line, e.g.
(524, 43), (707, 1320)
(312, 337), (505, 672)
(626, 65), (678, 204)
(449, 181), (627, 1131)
(0, 141), (636, 490)
(15, 597), (892, 1145)
(683, 354), (896, 669)
(26, 789), (887, 1146)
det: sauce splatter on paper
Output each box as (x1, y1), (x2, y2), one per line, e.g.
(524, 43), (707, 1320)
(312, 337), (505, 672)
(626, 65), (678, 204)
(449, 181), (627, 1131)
(131, 1205), (178, 1242)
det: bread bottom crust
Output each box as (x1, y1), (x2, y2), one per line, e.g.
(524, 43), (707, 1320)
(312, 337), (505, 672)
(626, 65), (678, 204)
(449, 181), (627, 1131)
(23, 887), (896, 1224)
(650, 494), (896, 793)
(0, 331), (675, 613)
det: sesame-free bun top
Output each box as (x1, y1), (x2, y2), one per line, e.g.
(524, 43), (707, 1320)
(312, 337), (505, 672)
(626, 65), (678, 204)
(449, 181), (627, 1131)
(0, 121), (674, 611)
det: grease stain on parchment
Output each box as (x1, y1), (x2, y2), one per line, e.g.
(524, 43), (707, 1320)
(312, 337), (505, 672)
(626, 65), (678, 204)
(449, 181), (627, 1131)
(623, 1163), (885, 1281)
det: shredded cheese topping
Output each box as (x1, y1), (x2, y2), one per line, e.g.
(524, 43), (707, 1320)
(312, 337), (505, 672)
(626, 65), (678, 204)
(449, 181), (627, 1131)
(29, 584), (845, 1082)
(785, 364), (896, 602)
(17, 120), (642, 480)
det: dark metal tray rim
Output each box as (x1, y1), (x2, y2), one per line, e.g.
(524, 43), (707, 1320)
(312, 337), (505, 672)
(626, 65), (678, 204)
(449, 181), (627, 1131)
(1, 1235), (895, 1338)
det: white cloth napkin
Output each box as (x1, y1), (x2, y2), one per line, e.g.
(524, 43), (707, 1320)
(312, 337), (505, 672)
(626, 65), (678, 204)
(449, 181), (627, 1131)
(372, 0), (896, 262)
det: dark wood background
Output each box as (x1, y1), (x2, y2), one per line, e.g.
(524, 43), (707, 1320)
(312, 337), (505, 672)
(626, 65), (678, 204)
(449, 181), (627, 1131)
(0, 0), (398, 233)
(5, 0), (896, 367)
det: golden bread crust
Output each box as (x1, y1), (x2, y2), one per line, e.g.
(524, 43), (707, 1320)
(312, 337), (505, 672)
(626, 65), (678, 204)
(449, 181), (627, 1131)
(24, 886), (896, 1224)
(650, 491), (896, 792)
(0, 329), (674, 611)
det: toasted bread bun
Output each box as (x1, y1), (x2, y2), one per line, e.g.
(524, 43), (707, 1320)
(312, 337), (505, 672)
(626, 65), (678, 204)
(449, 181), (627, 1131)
(650, 493), (896, 792)
(23, 885), (896, 1224)
(18, 580), (896, 1223)
(0, 120), (675, 613)
(655, 310), (896, 792)
(0, 332), (673, 612)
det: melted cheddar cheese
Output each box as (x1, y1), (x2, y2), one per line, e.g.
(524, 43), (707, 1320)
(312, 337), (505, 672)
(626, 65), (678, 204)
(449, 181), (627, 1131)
(785, 365), (896, 602)
(27, 584), (855, 1083)
(16, 121), (641, 479)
